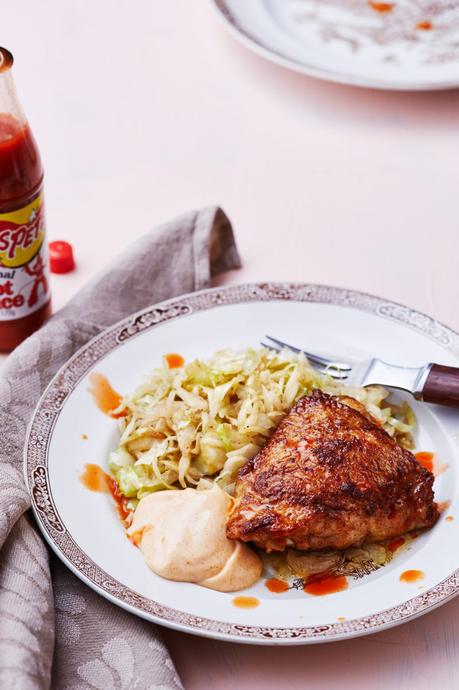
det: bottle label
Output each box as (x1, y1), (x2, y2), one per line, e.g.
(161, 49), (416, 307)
(0, 193), (50, 321)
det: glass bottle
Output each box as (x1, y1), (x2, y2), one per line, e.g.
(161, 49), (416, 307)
(0, 46), (51, 352)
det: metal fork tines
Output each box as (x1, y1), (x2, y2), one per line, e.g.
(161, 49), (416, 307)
(261, 335), (352, 381)
(261, 335), (432, 396)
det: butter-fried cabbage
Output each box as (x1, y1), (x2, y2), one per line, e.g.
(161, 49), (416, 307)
(109, 348), (415, 506)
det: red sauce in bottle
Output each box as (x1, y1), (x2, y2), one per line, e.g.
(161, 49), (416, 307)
(0, 47), (51, 351)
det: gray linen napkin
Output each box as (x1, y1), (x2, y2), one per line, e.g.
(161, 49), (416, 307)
(0, 206), (241, 690)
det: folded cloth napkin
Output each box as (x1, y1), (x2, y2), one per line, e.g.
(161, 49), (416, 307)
(0, 206), (241, 690)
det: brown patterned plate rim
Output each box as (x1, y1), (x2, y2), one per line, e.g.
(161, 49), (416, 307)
(211, 0), (459, 92)
(25, 282), (459, 644)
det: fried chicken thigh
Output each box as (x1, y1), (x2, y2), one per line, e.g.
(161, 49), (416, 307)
(226, 390), (438, 552)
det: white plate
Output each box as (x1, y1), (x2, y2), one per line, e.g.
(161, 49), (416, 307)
(212, 0), (459, 90)
(25, 283), (459, 644)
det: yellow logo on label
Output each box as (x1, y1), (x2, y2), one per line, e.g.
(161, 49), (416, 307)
(0, 195), (45, 268)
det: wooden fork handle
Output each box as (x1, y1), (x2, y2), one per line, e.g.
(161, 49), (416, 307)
(422, 364), (459, 406)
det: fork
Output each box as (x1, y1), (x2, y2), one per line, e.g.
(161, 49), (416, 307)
(261, 335), (459, 408)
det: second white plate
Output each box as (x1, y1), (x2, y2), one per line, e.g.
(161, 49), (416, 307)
(212, 0), (459, 90)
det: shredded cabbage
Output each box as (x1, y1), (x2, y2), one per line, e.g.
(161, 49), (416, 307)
(108, 347), (415, 505)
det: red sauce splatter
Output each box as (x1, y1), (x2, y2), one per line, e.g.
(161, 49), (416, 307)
(164, 353), (185, 369)
(232, 596), (260, 609)
(265, 578), (290, 593)
(108, 475), (131, 523)
(416, 20), (432, 30)
(129, 529), (144, 547)
(369, 1), (394, 13)
(80, 463), (110, 493)
(445, 515), (454, 522)
(286, 438), (298, 448)
(388, 537), (405, 553)
(88, 372), (126, 418)
(80, 463), (131, 525)
(415, 451), (434, 473)
(304, 573), (348, 596)
(400, 569), (424, 583)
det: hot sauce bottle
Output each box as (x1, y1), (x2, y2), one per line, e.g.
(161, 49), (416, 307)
(0, 47), (51, 351)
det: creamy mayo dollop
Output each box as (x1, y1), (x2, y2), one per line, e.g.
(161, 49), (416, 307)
(127, 485), (262, 592)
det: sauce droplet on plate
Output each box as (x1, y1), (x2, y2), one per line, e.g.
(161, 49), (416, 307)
(446, 515), (454, 522)
(416, 20), (432, 30)
(304, 574), (348, 596)
(369, 1), (394, 12)
(107, 475), (132, 523)
(232, 596), (260, 609)
(387, 537), (405, 553)
(337, 616), (346, 622)
(81, 433), (88, 440)
(400, 569), (424, 583)
(80, 463), (131, 524)
(164, 353), (185, 369)
(80, 463), (110, 493)
(415, 451), (434, 473)
(265, 578), (290, 593)
(88, 373), (125, 417)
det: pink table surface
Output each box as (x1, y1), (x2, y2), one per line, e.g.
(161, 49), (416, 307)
(3, 1), (459, 687)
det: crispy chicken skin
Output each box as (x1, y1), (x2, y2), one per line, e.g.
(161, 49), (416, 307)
(226, 390), (438, 552)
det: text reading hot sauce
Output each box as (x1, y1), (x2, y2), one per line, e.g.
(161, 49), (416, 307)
(0, 47), (51, 351)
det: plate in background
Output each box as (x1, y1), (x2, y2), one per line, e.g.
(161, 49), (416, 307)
(25, 283), (459, 644)
(212, 0), (459, 90)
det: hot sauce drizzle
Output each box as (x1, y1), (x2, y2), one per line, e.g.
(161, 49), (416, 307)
(164, 353), (185, 369)
(369, 1), (394, 13)
(108, 475), (131, 523)
(415, 451), (434, 473)
(80, 463), (110, 493)
(387, 537), (405, 553)
(416, 20), (432, 30)
(304, 573), (348, 596)
(265, 578), (290, 593)
(400, 569), (424, 583)
(232, 596), (260, 609)
(80, 463), (131, 524)
(88, 372), (125, 418)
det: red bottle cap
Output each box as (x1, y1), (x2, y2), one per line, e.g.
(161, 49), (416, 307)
(49, 240), (75, 274)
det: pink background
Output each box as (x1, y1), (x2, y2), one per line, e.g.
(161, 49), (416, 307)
(3, 1), (459, 687)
